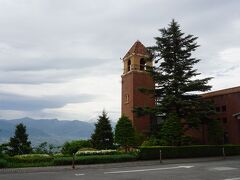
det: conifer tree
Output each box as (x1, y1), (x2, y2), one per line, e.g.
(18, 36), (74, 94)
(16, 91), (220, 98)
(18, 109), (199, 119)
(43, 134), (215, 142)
(114, 115), (135, 152)
(134, 20), (215, 136)
(145, 20), (214, 132)
(8, 123), (32, 155)
(91, 110), (114, 149)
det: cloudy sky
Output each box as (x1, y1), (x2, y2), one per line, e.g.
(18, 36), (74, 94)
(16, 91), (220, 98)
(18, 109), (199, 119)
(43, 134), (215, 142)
(0, 0), (239, 122)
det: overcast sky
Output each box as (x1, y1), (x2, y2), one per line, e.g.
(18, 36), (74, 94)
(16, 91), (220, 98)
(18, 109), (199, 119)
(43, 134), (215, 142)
(0, 0), (239, 122)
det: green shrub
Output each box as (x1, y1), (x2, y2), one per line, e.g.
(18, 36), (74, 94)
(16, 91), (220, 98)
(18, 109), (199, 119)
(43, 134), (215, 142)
(53, 154), (137, 166)
(139, 145), (240, 160)
(181, 136), (199, 145)
(0, 159), (8, 168)
(142, 137), (161, 146)
(9, 154), (53, 163)
(61, 140), (92, 155)
(76, 149), (119, 156)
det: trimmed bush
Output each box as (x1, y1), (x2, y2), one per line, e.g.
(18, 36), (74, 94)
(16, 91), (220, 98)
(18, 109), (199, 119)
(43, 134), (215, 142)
(9, 154), (53, 163)
(53, 154), (137, 166)
(0, 159), (8, 168)
(139, 145), (240, 160)
(76, 149), (118, 156)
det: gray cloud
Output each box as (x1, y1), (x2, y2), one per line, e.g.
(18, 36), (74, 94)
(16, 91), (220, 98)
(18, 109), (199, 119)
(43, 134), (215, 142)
(0, 92), (96, 111)
(0, 0), (239, 120)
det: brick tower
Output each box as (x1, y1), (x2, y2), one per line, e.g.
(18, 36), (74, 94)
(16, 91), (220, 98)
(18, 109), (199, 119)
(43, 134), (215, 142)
(121, 41), (155, 134)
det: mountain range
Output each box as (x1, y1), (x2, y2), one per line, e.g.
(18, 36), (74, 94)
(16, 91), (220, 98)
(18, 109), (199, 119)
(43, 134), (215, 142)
(0, 117), (97, 146)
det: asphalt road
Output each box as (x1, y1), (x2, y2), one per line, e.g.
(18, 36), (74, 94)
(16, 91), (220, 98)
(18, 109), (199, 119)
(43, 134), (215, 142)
(1, 158), (240, 180)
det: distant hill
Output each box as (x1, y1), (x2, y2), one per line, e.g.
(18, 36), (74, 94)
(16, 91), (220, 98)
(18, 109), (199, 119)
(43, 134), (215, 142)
(0, 117), (96, 146)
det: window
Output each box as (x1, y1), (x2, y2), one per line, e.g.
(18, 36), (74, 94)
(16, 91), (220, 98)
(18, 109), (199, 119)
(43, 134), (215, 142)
(127, 59), (131, 72)
(222, 118), (227, 124)
(224, 132), (229, 144)
(222, 105), (226, 112)
(140, 58), (146, 71)
(125, 94), (129, 103)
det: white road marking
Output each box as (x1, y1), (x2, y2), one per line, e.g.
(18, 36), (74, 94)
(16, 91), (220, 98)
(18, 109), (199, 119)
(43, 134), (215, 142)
(211, 167), (237, 171)
(104, 165), (194, 174)
(75, 173), (85, 176)
(224, 178), (240, 180)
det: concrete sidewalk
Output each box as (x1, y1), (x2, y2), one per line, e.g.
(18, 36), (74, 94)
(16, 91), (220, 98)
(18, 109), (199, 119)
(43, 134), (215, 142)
(1, 156), (239, 174)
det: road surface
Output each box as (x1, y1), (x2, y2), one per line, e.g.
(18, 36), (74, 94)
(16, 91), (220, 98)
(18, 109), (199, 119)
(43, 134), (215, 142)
(0, 157), (240, 180)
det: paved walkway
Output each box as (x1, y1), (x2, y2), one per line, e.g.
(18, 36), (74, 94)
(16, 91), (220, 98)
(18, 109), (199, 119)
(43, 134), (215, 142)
(1, 156), (239, 174)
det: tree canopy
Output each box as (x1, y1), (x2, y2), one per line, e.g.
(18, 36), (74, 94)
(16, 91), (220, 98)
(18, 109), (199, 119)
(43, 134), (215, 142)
(137, 20), (215, 133)
(91, 110), (114, 149)
(114, 115), (135, 151)
(8, 123), (32, 155)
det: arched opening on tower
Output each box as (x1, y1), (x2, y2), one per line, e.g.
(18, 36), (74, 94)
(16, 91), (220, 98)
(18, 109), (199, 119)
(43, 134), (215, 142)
(127, 59), (131, 72)
(140, 58), (146, 71)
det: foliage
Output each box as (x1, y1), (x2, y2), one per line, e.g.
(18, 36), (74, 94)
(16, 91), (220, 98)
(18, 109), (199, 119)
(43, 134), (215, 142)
(53, 154), (137, 166)
(142, 136), (161, 146)
(34, 142), (49, 154)
(181, 135), (199, 145)
(134, 131), (146, 147)
(91, 110), (114, 149)
(139, 145), (240, 160)
(8, 123), (32, 156)
(34, 142), (60, 154)
(0, 159), (8, 168)
(135, 20), (214, 133)
(61, 140), (92, 155)
(114, 115), (135, 152)
(76, 149), (118, 156)
(8, 154), (53, 163)
(0, 143), (9, 155)
(207, 119), (224, 145)
(160, 113), (183, 146)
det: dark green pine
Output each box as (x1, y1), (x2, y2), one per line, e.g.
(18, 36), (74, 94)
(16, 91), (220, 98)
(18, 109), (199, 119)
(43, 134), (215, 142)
(91, 110), (114, 149)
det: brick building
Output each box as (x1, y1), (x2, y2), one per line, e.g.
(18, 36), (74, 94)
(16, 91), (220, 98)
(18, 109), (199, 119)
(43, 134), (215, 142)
(202, 87), (240, 144)
(121, 41), (240, 144)
(121, 40), (155, 134)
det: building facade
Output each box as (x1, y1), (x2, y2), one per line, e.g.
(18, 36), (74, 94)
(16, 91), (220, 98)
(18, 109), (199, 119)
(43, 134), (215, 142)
(202, 87), (240, 144)
(121, 41), (240, 144)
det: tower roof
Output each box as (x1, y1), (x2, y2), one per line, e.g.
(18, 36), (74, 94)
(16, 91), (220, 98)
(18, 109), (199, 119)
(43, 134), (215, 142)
(123, 40), (150, 59)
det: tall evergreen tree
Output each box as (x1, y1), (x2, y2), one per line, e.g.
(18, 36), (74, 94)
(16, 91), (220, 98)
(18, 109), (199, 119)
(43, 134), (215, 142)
(134, 20), (215, 139)
(114, 115), (135, 152)
(8, 123), (32, 155)
(91, 110), (114, 149)
(143, 20), (215, 132)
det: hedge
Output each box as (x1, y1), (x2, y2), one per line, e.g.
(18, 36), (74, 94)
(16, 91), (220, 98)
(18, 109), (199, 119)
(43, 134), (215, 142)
(76, 150), (120, 156)
(8, 154), (53, 163)
(139, 145), (240, 160)
(53, 154), (137, 166)
(0, 159), (8, 168)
